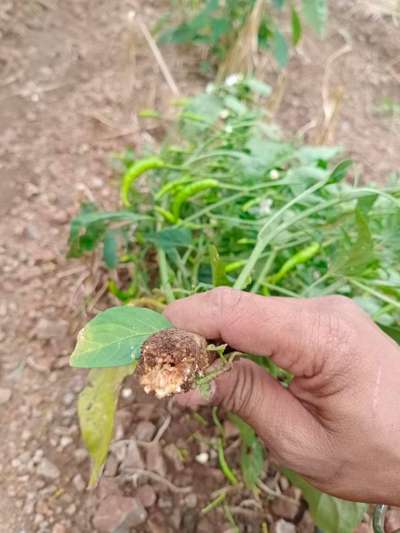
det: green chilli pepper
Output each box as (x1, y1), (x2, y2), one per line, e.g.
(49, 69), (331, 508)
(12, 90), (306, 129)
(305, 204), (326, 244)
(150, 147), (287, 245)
(155, 176), (193, 200)
(154, 206), (176, 224)
(269, 242), (320, 285)
(171, 179), (219, 221)
(121, 157), (165, 207)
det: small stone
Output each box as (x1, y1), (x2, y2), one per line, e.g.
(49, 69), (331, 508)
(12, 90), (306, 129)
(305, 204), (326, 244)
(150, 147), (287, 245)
(279, 476), (289, 492)
(164, 443), (184, 471)
(97, 478), (121, 501)
(136, 484), (157, 508)
(62, 393), (75, 407)
(195, 452), (209, 465)
(93, 495), (147, 531)
(146, 443), (167, 477)
(22, 429), (32, 442)
(158, 496), (172, 509)
(184, 493), (198, 509)
(52, 524), (67, 533)
(271, 494), (300, 520)
(121, 387), (133, 399)
(35, 318), (68, 341)
(274, 519), (296, 533)
(37, 458), (60, 480)
(134, 420), (156, 442)
(73, 448), (88, 464)
(72, 473), (86, 493)
(59, 436), (73, 449)
(121, 440), (144, 471)
(65, 503), (76, 516)
(0, 387), (12, 405)
(104, 453), (119, 477)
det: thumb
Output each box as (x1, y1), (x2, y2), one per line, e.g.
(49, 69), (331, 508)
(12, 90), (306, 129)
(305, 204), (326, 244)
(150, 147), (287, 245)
(178, 359), (327, 470)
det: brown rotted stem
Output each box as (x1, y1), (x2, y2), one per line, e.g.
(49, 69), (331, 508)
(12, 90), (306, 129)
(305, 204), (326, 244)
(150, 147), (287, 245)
(136, 328), (214, 399)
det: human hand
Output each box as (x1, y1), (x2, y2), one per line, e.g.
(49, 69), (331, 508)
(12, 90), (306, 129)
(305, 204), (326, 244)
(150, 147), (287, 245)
(165, 288), (400, 505)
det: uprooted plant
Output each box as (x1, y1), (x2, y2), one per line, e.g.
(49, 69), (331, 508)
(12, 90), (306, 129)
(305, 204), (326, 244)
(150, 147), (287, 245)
(68, 77), (400, 532)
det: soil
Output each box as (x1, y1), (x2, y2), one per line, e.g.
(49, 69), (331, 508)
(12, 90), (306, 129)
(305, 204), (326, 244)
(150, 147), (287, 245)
(0, 1), (399, 532)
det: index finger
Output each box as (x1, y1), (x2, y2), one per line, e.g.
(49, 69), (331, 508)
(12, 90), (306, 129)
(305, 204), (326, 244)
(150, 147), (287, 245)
(164, 287), (348, 378)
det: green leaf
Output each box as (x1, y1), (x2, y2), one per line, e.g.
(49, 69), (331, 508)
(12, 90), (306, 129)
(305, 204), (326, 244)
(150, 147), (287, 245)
(68, 203), (148, 258)
(285, 469), (367, 533)
(209, 245), (230, 287)
(333, 209), (377, 277)
(228, 414), (265, 490)
(328, 160), (353, 184)
(291, 6), (302, 46)
(78, 364), (136, 488)
(148, 227), (192, 251)
(272, 29), (289, 68)
(378, 323), (400, 345)
(103, 230), (119, 269)
(356, 193), (378, 215)
(273, 0), (286, 8)
(241, 438), (265, 490)
(70, 307), (173, 368)
(302, 0), (328, 34)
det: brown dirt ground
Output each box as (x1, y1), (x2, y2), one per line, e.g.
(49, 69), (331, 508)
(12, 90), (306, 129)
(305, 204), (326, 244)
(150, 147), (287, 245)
(0, 1), (399, 532)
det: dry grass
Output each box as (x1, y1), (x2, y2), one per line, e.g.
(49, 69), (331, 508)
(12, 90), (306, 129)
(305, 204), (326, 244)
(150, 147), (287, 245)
(217, 0), (265, 81)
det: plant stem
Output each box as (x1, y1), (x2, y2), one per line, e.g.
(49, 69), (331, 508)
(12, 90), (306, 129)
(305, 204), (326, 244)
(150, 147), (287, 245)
(158, 249), (175, 303)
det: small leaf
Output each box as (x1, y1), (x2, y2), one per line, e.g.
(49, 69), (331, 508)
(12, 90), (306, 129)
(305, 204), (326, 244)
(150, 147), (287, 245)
(356, 193), (378, 215)
(78, 364), (136, 488)
(285, 469), (367, 532)
(70, 307), (173, 368)
(273, 0), (286, 8)
(333, 209), (377, 277)
(328, 159), (353, 184)
(302, 0), (328, 35)
(103, 230), (119, 269)
(148, 227), (192, 251)
(272, 29), (289, 68)
(291, 6), (302, 46)
(241, 438), (265, 490)
(229, 414), (265, 490)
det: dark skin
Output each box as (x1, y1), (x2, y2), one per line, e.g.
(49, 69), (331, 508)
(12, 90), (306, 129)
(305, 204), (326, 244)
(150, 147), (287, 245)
(165, 287), (400, 506)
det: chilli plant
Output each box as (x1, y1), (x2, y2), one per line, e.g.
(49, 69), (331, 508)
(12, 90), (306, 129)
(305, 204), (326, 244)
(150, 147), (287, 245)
(158, 0), (329, 72)
(68, 77), (400, 533)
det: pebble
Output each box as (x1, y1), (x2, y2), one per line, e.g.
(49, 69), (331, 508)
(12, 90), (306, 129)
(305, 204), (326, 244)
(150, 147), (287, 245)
(121, 387), (133, 399)
(271, 490), (300, 520)
(59, 436), (73, 449)
(136, 484), (157, 508)
(0, 387), (12, 405)
(164, 443), (184, 471)
(184, 493), (198, 509)
(35, 318), (68, 341)
(93, 495), (147, 531)
(37, 458), (60, 480)
(65, 503), (76, 516)
(73, 448), (88, 464)
(52, 524), (67, 533)
(72, 473), (86, 493)
(62, 392), (75, 406)
(104, 454), (119, 477)
(121, 440), (145, 471)
(195, 452), (209, 465)
(134, 420), (156, 442)
(158, 496), (172, 509)
(274, 519), (296, 533)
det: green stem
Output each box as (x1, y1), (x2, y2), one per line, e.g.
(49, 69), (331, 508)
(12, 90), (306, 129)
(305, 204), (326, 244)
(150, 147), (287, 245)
(251, 249), (277, 293)
(158, 249), (175, 303)
(349, 279), (400, 310)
